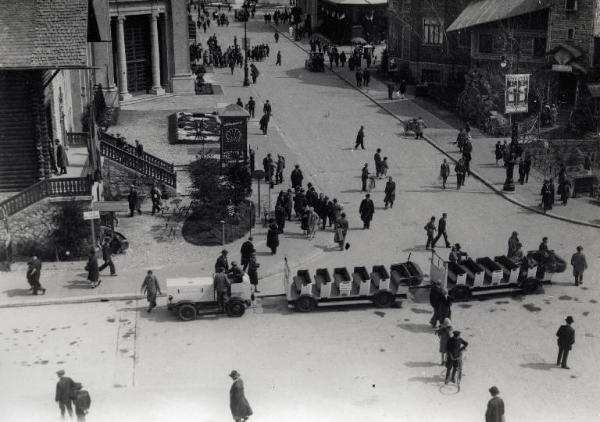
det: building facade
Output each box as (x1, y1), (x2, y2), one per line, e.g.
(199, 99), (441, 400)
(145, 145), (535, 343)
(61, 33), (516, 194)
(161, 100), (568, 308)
(387, 0), (472, 85)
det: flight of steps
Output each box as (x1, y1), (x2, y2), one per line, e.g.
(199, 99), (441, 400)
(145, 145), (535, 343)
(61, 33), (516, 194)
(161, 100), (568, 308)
(556, 104), (573, 128)
(0, 72), (38, 191)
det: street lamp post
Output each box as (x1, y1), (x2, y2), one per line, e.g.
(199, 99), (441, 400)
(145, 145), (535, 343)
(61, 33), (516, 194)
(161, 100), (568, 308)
(500, 52), (521, 192)
(242, 2), (250, 87)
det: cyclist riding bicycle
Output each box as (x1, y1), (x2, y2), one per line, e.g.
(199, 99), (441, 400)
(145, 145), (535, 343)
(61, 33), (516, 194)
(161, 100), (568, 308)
(445, 330), (468, 385)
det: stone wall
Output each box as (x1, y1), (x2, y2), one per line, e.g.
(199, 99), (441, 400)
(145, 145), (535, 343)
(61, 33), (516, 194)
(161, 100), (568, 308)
(101, 158), (177, 201)
(0, 197), (92, 261)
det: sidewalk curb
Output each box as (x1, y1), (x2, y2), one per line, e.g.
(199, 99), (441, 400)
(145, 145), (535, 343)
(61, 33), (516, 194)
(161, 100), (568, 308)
(277, 29), (600, 230)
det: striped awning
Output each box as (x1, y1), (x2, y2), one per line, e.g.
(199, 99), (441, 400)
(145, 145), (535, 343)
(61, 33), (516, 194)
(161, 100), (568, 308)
(447, 0), (550, 32)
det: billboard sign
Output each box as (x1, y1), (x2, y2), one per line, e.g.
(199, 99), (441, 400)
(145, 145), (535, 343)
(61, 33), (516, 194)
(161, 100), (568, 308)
(505, 74), (529, 114)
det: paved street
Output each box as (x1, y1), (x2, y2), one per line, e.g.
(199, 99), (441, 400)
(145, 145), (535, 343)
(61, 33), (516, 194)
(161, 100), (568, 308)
(1, 8), (600, 422)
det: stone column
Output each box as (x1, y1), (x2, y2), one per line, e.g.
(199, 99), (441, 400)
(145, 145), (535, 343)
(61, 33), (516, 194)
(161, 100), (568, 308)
(169, 1), (195, 94)
(150, 13), (165, 95)
(116, 16), (132, 101)
(91, 0), (118, 107)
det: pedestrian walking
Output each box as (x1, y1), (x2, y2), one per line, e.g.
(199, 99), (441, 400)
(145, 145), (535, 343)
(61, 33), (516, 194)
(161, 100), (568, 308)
(215, 249), (230, 273)
(266, 222), (279, 254)
(55, 139), (68, 175)
(570, 246), (587, 286)
(445, 331), (468, 384)
(98, 237), (117, 276)
(556, 315), (575, 369)
(424, 216), (436, 250)
(150, 184), (162, 215)
(141, 270), (162, 313)
(507, 231), (519, 258)
(435, 317), (452, 365)
(440, 159), (450, 189)
(259, 113), (270, 135)
(380, 157), (389, 177)
(262, 153), (273, 182)
(541, 179), (554, 212)
(340, 51), (347, 67)
(354, 126), (365, 150)
(250, 63), (259, 83)
(462, 138), (472, 176)
(291, 164), (304, 189)
(240, 237), (255, 271)
(284, 189), (293, 220)
(72, 383), (91, 422)
(455, 159), (466, 189)
(429, 281), (442, 327)
(399, 80), (407, 99)
(362, 68), (370, 87)
(26, 255), (46, 295)
(334, 212), (349, 250)
(274, 32), (279, 43)
(374, 148), (382, 177)
(236, 98), (244, 108)
(355, 68), (362, 87)
(213, 267), (230, 312)
(485, 386), (505, 422)
(494, 141), (503, 165)
(523, 154), (532, 183)
(55, 369), (76, 419)
(263, 100), (272, 115)
(276, 50), (282, 65)
(247, 252), (260, 293)
(85, 248), (101, 288)
(275, 202), (286, 233)
(558, 178), (571, 205)
(415, 117), (426, 139)
(276, 155), (285, 184)
(432, 213), (451, 248)
(135, 139), (144, 156)
(247, 97), (256, 118)
(359, 194), (375, 229)
(437, 289), (452, 325)
(229, 370), (253, 422)
(128, 185), (141, 217)
(361, 163), (369, 192)
(384, 176), (396, 209)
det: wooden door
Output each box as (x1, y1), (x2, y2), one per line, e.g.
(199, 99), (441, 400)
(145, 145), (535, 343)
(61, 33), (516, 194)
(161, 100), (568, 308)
(124, 15), (151, 93)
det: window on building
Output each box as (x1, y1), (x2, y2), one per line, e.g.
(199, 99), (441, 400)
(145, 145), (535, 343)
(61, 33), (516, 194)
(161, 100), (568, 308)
(565, 0), (578, 11)
(458, 30), (470, 49)
(479, 34), (493, 53)
(533, 37), (547, 56)
(518, 37), (533, 55)
(568, 29), (575, 39)
(423, 17), (444, 45)
(421, 69), (441, 83)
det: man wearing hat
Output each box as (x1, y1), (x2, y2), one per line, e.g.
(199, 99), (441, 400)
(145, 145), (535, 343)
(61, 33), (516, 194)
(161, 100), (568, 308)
(445, 330), (468, 384)
(215, 250), (230, 273)
(485, 386), (505, 422)
(432, 212), (451, 249)
(229, 370), (253, 422)
(556, 316), (575, 369)
(55, 369), (76, 418)
(570, 246), (587, 286)
(127, 185), (141, 217)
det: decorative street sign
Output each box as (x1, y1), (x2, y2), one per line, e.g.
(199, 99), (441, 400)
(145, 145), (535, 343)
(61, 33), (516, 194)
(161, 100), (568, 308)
(505, 74), (530, 114)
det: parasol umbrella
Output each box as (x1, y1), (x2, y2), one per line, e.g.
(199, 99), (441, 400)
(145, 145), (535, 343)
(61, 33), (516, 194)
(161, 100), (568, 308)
(351, 37), (367, 45)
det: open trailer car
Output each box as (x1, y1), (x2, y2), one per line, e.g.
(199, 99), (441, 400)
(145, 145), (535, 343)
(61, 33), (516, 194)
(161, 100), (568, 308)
(284, 257), (423, 312)
(430, 248), (566, 301)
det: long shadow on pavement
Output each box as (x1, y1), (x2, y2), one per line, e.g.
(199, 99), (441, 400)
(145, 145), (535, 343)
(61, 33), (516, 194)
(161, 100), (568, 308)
(396, 322), (433, 334)
(404, 361), (440, 368)
(2, 288), (33, 297)
(520, 363), (556, 371)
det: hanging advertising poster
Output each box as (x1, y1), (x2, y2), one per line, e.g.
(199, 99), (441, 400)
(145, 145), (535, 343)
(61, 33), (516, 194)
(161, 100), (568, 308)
(505, 74), (529, 114)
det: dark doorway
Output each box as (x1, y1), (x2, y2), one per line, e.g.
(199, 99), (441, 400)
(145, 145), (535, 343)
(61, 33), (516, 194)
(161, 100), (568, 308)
(124, 14), (152, 94)
(557, 72), (577, 105)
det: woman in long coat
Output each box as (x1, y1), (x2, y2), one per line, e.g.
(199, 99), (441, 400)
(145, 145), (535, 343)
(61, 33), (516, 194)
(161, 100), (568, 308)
(86, 248), (101, 288)
(141, 270), (162, 312)
(541, 180), (553, 212)
(266, 223), (279, 254)
(229, 370), (252, 422)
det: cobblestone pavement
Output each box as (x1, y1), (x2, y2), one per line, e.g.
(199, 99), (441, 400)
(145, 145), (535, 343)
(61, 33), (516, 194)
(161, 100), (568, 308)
(1, 10), (600, 422)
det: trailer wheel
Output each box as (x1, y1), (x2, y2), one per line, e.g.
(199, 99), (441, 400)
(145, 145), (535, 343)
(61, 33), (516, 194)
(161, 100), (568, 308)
(521, 278), (539, 294)
(225, 299), (246, 317)
(177, 304), (197, 321)
(373, 291), (395, 308)
(450, 285), (471, 301)
(294, 295), (317, 313)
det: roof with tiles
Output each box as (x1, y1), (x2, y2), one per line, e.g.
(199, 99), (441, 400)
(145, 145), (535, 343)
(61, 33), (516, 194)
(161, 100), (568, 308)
(0, 0), (96, 69)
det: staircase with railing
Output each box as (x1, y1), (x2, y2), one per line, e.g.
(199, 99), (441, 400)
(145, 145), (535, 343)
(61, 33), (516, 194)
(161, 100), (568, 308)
(0, 176), (92, 218)
(99, 134), (177, 188)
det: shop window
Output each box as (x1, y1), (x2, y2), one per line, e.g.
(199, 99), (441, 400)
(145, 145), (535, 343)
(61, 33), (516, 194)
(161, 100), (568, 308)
(518, 37), (533, 56)
(423, 17), (443, 45)
(479, 34), (493, 53)
(533, 37), (547, 57)
(565, 0), (578, 11)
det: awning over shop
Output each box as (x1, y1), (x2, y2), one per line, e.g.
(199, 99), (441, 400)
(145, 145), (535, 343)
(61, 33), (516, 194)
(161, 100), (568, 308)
(0, 0), (101, 69)
(321, 0), (387, 5)
(447, 0), (550, 32)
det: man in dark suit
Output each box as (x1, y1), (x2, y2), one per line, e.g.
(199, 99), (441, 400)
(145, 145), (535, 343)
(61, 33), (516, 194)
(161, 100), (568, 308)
(432, 213), (451, 248)
(359, 193), (375, 229)
(55, 369), (76, 418)
(127, 185), (141, 217)
(215, 250), (229, 273)
(354, 126), (365, 150)
(556, 316), (575, 369)
(247, 97), (256, 118)
(445, 331), (468, 384)
(240, 237), (255, 271)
